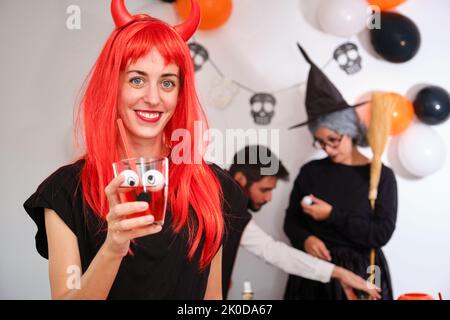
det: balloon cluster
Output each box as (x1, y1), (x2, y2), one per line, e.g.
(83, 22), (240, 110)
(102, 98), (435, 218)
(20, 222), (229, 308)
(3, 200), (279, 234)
(317, 0), (420, 63)
(396, 86), (449, 177)
(317, 1), (446, 177)
(359, 87), (449, 178)
(168, 0), (447, 178)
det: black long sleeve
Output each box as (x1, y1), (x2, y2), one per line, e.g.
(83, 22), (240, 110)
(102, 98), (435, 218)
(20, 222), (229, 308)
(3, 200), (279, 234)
(284, 158), (398, 251)
(283, 158), (397, 300)
(213, 167), (251, 299)
(327, 166), (397, 248)
(283, 167), (312, 250)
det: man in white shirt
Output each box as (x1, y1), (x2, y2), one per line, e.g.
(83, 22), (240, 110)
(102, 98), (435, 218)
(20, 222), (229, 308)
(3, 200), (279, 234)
(222, 145), (380, 300)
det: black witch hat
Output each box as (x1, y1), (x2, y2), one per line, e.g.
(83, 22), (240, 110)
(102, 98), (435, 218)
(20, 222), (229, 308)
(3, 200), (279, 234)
(289, 43), (366, 129)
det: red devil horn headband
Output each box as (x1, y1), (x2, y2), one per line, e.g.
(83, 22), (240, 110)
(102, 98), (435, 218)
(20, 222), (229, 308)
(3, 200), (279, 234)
(111, 0), (200, 41)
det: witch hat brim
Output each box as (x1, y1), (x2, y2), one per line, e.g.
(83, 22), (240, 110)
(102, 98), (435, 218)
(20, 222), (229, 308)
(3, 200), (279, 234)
(288, 101), (367, 129)
(289, 43), (367, 129)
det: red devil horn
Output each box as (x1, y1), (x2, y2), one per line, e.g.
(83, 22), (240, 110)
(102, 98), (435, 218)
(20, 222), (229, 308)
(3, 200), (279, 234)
(111, 0), (134, 28)
(174, 0), (201, 41)
(111, 0), (199, 41)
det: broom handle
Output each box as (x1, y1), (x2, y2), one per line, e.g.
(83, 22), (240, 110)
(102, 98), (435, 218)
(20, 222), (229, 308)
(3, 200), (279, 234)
(369, 248), (376, 280)
(368, 199), (377, 300)
(368, 248), (376, 300)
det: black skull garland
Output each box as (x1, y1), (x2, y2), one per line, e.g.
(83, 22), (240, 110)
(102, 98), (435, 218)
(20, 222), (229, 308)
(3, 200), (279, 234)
(190, 40), (365, 126)
(333, 42), (362, 75)
(189, 42), (209, 72)
(250, 93), (276, 125)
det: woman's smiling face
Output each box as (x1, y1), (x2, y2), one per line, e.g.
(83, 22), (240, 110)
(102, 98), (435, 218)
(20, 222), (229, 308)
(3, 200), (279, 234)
(118, 48), (180, 141)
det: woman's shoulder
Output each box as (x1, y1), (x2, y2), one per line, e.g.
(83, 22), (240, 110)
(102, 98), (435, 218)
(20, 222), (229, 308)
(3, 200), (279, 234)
(32, 158), (85, 195)
(294, 157), (329, 179)
(25, 158), (86, 214)
(44, 158), (85, 183)
(26, 158), (86, 204)
(303, 157), (329, 169)
(24, 158), (87, 259)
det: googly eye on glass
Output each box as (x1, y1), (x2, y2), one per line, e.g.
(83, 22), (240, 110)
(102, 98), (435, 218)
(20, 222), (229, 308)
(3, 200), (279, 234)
(119, 169), (140, 187)
(142, 169), (165, 191)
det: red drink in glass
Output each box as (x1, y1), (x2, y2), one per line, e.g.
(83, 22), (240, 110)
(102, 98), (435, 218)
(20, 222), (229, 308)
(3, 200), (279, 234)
(118, 185), (167, 224)
(113, 157), (169, 225)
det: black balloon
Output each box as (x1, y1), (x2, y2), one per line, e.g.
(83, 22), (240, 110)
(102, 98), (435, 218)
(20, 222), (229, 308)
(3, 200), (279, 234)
(370, 12), (421, 63)
(413, 86), (450, 125)
(160, 0), (176, 3)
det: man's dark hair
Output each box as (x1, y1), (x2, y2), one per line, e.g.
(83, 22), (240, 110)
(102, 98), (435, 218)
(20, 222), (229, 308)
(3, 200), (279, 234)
(229, 145), (289, 187)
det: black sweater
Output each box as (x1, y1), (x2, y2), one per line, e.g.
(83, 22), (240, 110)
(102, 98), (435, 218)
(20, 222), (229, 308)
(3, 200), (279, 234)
(284, 157), (398, 251)
(24, 159), (247, 299)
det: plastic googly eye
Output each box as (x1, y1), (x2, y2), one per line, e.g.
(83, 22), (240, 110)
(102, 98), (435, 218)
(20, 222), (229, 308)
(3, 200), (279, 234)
(142, 169), (164, 191)
(119, 169), (139, 187)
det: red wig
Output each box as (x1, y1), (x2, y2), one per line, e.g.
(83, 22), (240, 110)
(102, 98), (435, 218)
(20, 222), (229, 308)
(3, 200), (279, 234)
(75, 18), (223, 269)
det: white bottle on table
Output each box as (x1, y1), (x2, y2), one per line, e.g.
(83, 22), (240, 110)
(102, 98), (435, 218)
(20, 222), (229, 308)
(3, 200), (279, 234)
(242, 281), (254, 300)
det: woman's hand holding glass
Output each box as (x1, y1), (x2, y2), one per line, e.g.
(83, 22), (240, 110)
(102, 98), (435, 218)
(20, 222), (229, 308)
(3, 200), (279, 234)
(103, 175), (162, 258)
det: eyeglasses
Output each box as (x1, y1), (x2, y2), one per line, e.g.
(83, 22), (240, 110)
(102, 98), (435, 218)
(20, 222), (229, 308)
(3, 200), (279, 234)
(313, 134), (344, 150)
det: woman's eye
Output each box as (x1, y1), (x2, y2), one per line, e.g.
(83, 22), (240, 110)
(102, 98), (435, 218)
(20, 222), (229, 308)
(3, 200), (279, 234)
(119, 170), (140, 187)
(130, 77), (144, 87)
(328, 136), (340, 143)
(161, 80), (175, 89)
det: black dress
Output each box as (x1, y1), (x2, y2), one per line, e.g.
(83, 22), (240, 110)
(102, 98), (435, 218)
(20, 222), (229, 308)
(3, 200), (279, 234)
(283, 157), (398, 300)
(23, 159), (247, 300)
(219, 170), (251, 299)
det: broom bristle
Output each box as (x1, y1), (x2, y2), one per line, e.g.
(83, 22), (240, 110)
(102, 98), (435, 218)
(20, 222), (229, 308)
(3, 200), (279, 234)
(367, 92), (394, 208)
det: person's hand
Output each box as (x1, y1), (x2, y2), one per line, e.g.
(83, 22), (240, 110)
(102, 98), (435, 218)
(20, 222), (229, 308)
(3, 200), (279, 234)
(102, 175), (162, 258)
(301, 194), (332, 221)
(332, 266), (382, 300)
(304, 235), (332, 261)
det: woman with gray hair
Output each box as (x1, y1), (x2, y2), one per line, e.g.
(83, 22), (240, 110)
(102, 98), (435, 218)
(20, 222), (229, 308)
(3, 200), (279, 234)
(283, 45), (397, 300)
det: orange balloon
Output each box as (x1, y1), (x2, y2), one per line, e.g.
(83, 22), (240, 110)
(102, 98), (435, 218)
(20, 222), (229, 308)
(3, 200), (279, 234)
(175, 0), (233, 30)
(367, 0), (406, 11)
(389, 93), (414, 135)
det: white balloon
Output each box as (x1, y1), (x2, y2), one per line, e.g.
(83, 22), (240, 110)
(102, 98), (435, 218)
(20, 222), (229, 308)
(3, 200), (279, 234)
(398, 123), (447, 177)
(317, 0), (368, 37)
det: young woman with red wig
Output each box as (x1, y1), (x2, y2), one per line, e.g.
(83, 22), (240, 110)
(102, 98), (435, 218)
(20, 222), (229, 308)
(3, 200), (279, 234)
(24, 0), (246, 300)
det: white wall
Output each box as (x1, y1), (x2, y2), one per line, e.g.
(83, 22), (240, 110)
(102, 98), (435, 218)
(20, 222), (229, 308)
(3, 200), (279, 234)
(1, 0), (449, 299)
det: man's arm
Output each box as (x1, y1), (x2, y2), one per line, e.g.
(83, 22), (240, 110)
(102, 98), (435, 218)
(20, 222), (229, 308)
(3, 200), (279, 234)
(241, 219), (334, 283)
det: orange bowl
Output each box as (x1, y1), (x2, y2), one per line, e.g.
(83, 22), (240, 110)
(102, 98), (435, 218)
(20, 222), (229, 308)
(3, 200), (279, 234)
(397, 293), (434, 300)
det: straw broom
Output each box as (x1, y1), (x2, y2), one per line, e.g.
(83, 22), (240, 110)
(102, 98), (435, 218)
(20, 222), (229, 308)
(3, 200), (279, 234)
(366, 92), (394, 298)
